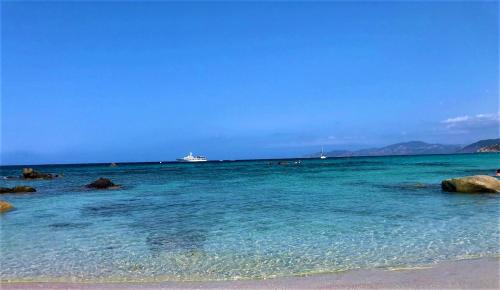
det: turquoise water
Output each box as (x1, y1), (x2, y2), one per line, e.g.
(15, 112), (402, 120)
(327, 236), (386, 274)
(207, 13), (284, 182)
(0, 154), (499, 282)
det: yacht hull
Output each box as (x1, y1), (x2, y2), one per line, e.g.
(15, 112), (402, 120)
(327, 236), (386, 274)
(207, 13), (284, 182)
(176, 159), (208, 162)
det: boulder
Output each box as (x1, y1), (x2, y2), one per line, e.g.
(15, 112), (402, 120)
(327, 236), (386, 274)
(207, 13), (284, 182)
(441, 175), (500, 193)
(0, 186), (37, 194)
(22, 168), (54, 179)
(0, 200), (13, 213)
(86, 178), (119, 189)
(22, 167), (34, 176)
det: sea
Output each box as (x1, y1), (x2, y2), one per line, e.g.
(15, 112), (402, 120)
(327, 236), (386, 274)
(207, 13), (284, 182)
(0, 153), (499, 282)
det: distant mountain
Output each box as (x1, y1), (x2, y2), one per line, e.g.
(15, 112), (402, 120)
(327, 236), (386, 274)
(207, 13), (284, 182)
(307, 138), (500, 158)
(457, 138), (500, 153)
(347, 141), (461, 157)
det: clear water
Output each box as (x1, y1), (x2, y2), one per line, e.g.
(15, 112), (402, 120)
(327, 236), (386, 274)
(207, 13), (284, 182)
(1, 154), (499, 282)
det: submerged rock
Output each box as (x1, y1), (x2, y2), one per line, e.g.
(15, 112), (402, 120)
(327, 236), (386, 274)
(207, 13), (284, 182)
(441, 175), (500, 193)
(0, 200), (13, 213)
(86, 178), (119, 189)
(378, 182), (436, 191)
(22, 168), (54, 179)
(0, 186), (37, 194)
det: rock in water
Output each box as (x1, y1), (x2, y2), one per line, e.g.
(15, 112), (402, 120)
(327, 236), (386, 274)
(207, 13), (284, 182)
(13, 186), (37, 193)
(22, 168), (34, 177)
(22, 168), (54, 179)
(441, 175), (500, 193)
(86, 178), (118, 189)
(0, 200), (13, 213)
(0, 186), (37, 194)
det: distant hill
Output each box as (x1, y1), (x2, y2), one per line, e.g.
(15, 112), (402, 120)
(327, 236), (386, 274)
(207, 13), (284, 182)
(354, 141), (460, 156)
(457, 138), (500, 153)
(308, 139), (500, 158)
(344, 141), (460, 157)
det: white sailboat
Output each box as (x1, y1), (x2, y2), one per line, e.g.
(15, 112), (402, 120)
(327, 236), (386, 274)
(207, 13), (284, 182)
(320, 147), (327, 159)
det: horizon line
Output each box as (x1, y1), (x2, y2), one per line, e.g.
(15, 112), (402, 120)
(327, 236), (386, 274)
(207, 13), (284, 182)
(2, 152), (497, 167)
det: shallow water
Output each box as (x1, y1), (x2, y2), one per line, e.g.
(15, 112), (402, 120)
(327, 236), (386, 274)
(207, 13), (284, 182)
(0, 154), (499, 282)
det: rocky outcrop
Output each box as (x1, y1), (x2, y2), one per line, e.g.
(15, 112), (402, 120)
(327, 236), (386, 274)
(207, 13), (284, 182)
(86, 178), (119, 189)
(458, 138), (500, 153)
(0, 186), (37, 194)
(0, 200), (13, 213)
(441, 175), (500, 193)
(22, 168), (56, 179)
(477, 145), (500, 153)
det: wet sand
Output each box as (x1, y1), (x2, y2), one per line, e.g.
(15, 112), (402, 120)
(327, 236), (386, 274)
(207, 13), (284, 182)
(2, 257), (499, 289)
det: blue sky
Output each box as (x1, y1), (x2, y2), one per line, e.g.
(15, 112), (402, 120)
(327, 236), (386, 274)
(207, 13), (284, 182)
(1, 2), (498, 164)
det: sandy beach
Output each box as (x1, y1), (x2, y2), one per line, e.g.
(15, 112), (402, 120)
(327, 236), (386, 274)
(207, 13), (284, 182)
(2, 257), (499, 290)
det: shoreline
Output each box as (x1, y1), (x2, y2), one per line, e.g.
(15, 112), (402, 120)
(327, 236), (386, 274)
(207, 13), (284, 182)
(2, 257), (499, 289)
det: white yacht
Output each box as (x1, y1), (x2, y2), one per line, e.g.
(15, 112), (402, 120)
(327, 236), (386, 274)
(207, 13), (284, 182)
(320, 147), (327, 159)
(177, 152), (208, 162)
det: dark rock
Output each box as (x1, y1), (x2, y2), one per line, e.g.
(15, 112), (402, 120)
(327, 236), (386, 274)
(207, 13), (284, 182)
(0, 186), (36, 194)
(22, 168), (54, 179)
(441, 175), (500, 193)
(49, 222), (92, 230)
(86, 178), (119, 189)
(0, 200), (13, 213)
(378, 182), (436, 191)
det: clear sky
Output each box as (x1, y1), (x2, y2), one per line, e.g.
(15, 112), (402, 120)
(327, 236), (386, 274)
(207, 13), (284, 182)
(1, 1), (499, 164)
